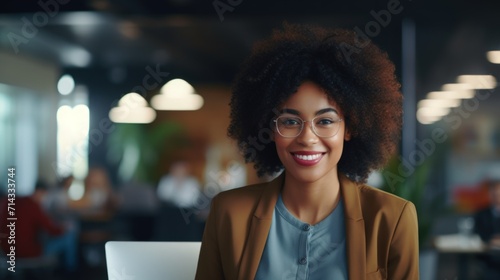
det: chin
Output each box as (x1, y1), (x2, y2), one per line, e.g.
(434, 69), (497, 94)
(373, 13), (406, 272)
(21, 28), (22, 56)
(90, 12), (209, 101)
(286, 168), (331, 184)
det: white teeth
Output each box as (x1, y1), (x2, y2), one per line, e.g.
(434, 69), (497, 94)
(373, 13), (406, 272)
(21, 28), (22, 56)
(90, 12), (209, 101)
(294, 154), (322, 161)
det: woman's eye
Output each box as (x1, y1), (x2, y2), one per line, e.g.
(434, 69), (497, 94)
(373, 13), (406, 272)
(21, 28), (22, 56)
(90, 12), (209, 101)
(316, 118), (334, 125)
(282, 118), (301, 126)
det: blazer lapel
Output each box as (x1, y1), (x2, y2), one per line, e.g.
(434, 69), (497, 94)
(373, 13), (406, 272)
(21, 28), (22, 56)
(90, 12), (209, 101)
(237, 174), (283, 280)
(340, 174), (366, 279)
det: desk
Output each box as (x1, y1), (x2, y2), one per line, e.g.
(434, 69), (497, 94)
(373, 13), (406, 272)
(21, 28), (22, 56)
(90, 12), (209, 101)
(434, 234), (493, 279)
(434, 234), (485, 253)
(433, 234), (500, 280)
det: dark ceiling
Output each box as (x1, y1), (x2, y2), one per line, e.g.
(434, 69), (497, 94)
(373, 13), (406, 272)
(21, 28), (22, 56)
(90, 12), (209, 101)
(2, 0), (500, 100)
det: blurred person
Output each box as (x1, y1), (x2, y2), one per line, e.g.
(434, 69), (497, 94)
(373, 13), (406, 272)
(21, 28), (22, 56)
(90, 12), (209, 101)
(78, 167), (117, 267)
(155, 161), (204, 242)
(157, 161), (201, 208)
(51, 175), (74, 205)
(44, 176), (80, 269)
(81, 167), (117, 216)
(117, 180), (159, 241)
(474, 178), (500, 278)
(195, 24), (418, 279)
(0, 180), (77, 273)
(44, 175), (75, 218)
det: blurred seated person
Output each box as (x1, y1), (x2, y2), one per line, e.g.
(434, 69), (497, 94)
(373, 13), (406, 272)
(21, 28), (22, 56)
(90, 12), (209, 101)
(71, 168), (117, 267)
(78, 167), (117, 217)
(157, 161), (201, 208)
(155, 162), (204, 241)
(43, 176), (80, 264)
(44, 175), (74, 209)
(44, 176), (77, 221)
(117, 181), (160, 241)
(0, 180), (77, 273)
(474, 178), (500, 278)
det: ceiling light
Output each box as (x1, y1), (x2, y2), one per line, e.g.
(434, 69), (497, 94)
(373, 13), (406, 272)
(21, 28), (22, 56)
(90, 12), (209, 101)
(417, 107), (450, 117)
(457, 75), (496, 89)
(440, 84), (475, 99)
(486, 51), (500, 64)
(427, 90), (474, 99)
(57, 12), (108, 25)
(417, 114), (441, 125)
(109, 93), (156, 123)
(442, 83), (472, 91)
(60, 47), (92, 68)
(57, 74), (75, 95)
(416, 107), (449, 125)
(417, 99), (461, 108)
(151, 79), (204, 111)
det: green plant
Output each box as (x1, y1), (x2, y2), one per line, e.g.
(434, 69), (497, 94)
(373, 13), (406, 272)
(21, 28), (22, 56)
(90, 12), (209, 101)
(379, 153), (448, 249)
(107, 122), (187, 184)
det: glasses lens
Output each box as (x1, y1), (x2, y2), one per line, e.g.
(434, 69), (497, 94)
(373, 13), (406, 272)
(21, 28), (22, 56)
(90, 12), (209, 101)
(275, 116), (342, 138)
(276, 116), (303, 137)
(312, 116), (341, 137)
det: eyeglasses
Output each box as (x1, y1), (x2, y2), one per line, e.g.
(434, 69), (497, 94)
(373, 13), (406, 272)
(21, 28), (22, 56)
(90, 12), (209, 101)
(273, 115), (343, 138)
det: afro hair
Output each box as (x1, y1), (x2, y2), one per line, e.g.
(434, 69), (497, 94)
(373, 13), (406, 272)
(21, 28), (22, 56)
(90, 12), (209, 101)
(227, 23), (403, 183)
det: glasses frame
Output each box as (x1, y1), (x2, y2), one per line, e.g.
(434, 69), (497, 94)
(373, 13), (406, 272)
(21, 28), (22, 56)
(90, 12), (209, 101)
(273, 115), (343, 138)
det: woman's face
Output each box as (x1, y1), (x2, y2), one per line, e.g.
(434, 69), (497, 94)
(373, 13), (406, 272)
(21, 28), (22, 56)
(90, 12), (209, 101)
(274, 81), (350, 184)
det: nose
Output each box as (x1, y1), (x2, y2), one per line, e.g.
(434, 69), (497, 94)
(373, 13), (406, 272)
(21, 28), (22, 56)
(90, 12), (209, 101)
(296, 121), (318, 145)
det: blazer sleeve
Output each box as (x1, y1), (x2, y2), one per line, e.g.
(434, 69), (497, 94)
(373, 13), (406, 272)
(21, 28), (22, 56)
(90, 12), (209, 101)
(195, 195), (225, 280)
(387, 201), (419, 279)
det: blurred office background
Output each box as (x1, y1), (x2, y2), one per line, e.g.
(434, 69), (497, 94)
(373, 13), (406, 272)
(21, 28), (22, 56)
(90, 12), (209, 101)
(1, 0), (500, 279)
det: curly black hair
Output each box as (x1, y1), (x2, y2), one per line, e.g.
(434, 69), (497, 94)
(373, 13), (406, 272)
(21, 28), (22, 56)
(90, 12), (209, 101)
(227, 23), (402, 183)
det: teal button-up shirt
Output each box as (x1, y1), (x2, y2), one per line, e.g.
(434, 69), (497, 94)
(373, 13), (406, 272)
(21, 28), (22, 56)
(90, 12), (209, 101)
(255, 194), (348, 280)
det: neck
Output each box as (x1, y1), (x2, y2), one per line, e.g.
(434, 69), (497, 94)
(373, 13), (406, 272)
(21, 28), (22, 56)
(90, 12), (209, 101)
(281, 170), (341, 225)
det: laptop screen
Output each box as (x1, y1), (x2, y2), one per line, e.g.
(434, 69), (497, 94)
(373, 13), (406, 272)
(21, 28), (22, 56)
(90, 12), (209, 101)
(105, 241), (201, 280)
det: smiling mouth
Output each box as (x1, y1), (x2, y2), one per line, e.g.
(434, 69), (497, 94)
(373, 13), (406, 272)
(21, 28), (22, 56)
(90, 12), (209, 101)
(292, 153), (324, 161)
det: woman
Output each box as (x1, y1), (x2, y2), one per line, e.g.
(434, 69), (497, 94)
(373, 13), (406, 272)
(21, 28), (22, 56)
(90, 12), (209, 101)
(195, 24), (419, 280)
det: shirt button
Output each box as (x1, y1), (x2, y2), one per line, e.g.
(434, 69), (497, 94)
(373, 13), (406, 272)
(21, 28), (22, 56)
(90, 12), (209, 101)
(298, 257), (307, 265)
(302, 224), (311, 231)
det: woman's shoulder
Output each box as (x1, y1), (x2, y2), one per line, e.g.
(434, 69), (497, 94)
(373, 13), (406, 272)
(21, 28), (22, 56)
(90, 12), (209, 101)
(358, 184), (409, 202)
(212, 181), (273, 211)
(217, 180), (268, 198)
(351, 183), (418, 235)
(356, 183), (415, 214)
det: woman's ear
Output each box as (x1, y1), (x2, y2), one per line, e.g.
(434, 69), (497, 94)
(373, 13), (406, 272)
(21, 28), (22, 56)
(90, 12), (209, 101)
(344, 127), (351, 141)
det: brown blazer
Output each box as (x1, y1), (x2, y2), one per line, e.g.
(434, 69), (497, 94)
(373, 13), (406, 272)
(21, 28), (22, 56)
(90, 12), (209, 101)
(195, 173), (419, 280)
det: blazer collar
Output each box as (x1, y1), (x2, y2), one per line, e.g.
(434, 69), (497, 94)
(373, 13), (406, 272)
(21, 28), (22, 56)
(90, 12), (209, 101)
(339, 173), (366, 279)
(237, 173), (283, 280)
(253, 173), (284, 219)
(237, 173), (367, 279)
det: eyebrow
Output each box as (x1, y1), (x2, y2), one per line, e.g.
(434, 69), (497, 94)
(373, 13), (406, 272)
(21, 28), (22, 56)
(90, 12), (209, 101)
(280, 108), (339, 116)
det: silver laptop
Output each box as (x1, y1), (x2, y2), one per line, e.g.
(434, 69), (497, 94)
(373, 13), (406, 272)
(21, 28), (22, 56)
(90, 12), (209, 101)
(105, 241), (201, 280)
